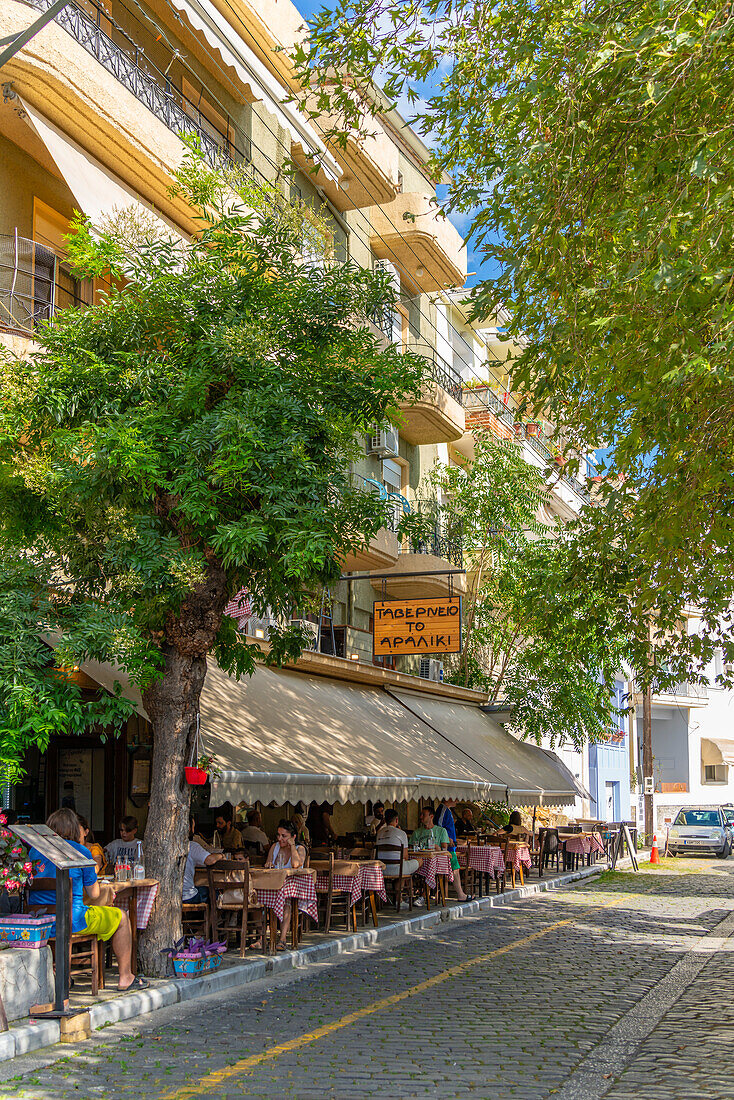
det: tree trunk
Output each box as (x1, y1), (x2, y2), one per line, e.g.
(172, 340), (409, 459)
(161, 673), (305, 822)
(139, 645), (207, 977)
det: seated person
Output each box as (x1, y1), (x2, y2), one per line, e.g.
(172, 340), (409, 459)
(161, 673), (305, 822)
(411, 806), (472, 903)
(264, 820), (306, 951)
(104, 815), (140, 866)
(503, 810), (526, 834)
(78, 816), (106, 873)
(213, 805), (244, 851)
(28, 808), (146, 991)
(434, 800), (473, 903)
(365, 801), (386, 832)
(239, 809), (270, 855)
(306, 800), (336, 847)
(376, 810), (419, 877)
(184, 817), (219, 904)
(455, 806), (477, 837)
(293, 811), (310, 848)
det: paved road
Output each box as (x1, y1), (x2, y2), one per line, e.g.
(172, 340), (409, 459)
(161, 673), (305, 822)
(5, 860), (734, 1099)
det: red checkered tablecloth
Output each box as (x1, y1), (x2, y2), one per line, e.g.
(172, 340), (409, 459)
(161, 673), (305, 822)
(256, 874), (318, 923)
(113, 882), (159, 930)
(506, 846), (532, 873)
(415, 852), (454, 888)
(457, 846), (505, 877)
(565, 834), (606, 857)
(315, 866), (388, 907)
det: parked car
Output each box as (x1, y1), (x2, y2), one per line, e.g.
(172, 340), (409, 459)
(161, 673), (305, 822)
(667, 808), (732, 857)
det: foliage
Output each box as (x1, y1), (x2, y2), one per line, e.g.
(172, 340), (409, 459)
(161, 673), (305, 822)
(0, 810), (32, 892)
(426, 436), (632, 746)
(296, 0), (734, 681)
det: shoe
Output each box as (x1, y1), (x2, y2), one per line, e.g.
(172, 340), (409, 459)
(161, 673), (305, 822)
(413, 897), (425, 907)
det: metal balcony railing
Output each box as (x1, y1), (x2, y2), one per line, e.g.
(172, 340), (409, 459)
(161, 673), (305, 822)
(0, 233), (55, 333)
(24, 0), (252, 170)
(400, 499), (463, 568)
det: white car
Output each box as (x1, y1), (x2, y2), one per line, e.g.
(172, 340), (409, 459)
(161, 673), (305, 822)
(667, 808), (731, 858)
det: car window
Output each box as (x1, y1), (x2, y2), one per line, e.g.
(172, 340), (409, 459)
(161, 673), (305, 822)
(674, 810), (721, 827)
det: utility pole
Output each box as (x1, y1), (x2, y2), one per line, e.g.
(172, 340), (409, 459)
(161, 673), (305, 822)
(642, 684), (654, 846)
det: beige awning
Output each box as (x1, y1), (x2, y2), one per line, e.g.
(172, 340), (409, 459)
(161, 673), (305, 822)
(202, 663), (505, 806)
(702, 738), (734, 766)
(21, 102), (187, 240)
(388, 689), (580, 806)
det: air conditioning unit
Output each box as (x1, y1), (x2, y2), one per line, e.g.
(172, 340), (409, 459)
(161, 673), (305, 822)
(290, 618), (320, 649)
(368, 424), (399, 458)
(419, 658), (444, 683)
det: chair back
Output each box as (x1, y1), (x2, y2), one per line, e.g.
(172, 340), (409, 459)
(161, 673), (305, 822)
(25, 877), (57, 916)
(207, 858), (254, 907)
(375, 842), (405, 875)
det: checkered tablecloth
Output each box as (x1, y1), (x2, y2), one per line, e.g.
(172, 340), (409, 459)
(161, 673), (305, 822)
(415, 852), (454, 888)
(113, 882), (159, 930)
(506, 846), (532, 873)
(457, 846), (505, 877)
(256, 874), (318, 924)
(565, 834), (606, 857)
(315, 866), (388, 907)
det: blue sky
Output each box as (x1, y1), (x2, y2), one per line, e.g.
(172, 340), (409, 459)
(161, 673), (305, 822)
(292, 0), (490, 289)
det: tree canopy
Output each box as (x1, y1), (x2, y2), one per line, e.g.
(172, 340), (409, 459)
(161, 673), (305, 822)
(0, 153), (423, 969)
(297, 0), (734, 681)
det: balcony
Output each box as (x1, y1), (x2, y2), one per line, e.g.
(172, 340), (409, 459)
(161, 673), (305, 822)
(634, 680), (709, 709)
(340, 475), (400, 573)
(398, 349), (465, 445)
(0, 233), (89, 346)
(294, 112), (399, 211)
(370, 194), (467, 292)
(372, 499), (465, 598)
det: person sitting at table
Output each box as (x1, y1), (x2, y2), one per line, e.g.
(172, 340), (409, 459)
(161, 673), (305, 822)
(104, 815), (141, 867)
(239, 809), (270, 855)
(306, 800), (336, 847)
(264, 819), (307, 951)
(78, 816), (106, 874)
(503, 810), (526, 834)
(28, 809), (147, 991)
(411, 806), (472, 904)
(376, 810), (419, 877)
(184, 817), (219, 904)
(365, 801), (386, 832)
(433, 799), (473, 903)
(213, 805), (244, 851)
(455, 806), (477, 837)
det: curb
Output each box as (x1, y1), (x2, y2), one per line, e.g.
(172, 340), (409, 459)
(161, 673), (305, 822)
(0, 862), (603, 1061)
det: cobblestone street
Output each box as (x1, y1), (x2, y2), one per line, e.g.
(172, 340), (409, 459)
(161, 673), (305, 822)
(5, 861), (734, 1099)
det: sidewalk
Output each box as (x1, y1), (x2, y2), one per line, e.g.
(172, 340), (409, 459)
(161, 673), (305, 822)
(0, 860), (604, 1062)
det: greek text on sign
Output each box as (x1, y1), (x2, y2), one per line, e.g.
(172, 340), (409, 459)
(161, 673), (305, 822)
(373, 597), (462, 655)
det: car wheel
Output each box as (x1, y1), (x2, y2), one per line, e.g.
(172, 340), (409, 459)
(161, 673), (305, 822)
(717, 842), (731, 859)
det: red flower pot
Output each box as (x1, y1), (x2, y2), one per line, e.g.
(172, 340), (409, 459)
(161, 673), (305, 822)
(184, 766), (208, 786)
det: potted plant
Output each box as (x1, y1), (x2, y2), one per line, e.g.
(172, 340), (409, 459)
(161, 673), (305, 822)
(184, 752), (219, 786)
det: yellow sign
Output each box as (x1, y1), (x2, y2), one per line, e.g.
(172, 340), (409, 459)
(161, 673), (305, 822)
(373, 597), (462, 656)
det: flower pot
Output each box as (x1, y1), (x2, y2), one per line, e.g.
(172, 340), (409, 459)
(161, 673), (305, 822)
(184, 766), (208, 786)
(526, 422), (541, 438)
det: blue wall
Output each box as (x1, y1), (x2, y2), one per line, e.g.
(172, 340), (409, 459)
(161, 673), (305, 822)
(588, 680), (631, 821)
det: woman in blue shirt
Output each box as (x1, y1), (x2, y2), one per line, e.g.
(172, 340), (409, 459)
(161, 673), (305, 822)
(434, 800), (472, 903)
(28, 808), (147, 990)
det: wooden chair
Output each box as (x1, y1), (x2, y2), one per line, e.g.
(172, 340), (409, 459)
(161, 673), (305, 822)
(26, 878), (103, 994)
(207, 859), (267, 957)
(182, 898), (210, 938)
(319, 853), (358, 933)
(375, 842), (414, 914)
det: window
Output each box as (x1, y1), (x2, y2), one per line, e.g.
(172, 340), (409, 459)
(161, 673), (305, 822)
(674, 809), (722, 826)
(397, 171), (404, 194)
(381, 459), (403, 493)
(704, 764), (728, 784)
(33, 199), (91, 311)
(181, 79), (251, 162)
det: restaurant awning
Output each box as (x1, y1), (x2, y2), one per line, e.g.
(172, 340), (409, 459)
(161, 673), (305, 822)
(202, 663), (506, 806)
(387, 689), (580, 806)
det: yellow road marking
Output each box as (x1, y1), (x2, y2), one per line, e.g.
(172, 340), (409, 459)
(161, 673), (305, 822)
(162, 896), (620, 1099)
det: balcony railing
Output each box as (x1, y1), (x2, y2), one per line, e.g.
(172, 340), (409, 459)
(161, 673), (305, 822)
(24, 0), (252, 170)
(653, 680), (709, 701)
(400, 499), (463, 568)
(0, 233), (55, 332)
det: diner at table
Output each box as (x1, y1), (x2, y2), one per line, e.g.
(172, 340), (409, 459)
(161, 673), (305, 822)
(264, 819), (308, 950)
(213, 804), (244, 851)
(414, 804), (473, 904)
(376, 810), (419, 877)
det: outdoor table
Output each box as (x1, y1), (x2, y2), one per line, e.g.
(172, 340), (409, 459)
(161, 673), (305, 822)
(251, 868), (318, 925)
(563, 832), (605, 866)
(98, 877), (160, 976)
(410, 850), (453, 904)
(456, 845), (505, 896)
(312, 860), (387, 927)
(506, 844), (532, 872)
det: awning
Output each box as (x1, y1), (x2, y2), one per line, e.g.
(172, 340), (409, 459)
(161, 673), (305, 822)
(168, 0), (341, 185)
(202, 663), (505, 806)
(702, 738), (734, 766)
(21, 102), (187, 240)
(388, 689), (580, 806)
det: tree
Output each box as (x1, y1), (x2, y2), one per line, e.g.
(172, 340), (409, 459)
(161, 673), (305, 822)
(0, 152), (423, 974)
(296, 0), (734, 679)
(424, 436), (632, 746)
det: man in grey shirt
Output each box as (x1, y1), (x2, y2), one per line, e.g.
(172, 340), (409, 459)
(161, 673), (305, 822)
(376, 810), (419, 877)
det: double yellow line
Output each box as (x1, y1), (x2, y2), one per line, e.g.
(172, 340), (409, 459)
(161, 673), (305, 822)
(162, 895), (619, 1098)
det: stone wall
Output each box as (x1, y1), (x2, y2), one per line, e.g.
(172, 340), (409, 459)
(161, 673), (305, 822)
(0, 945), (54, 1022)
